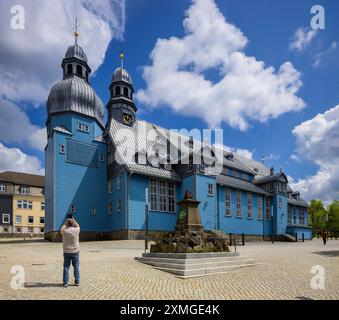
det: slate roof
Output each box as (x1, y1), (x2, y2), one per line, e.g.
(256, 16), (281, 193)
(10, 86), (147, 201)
(53, 125), (72, 135)
(287, 197), (309, 208)
(216, 174), (269, 195)
(254, 172), (288, 185)
(107, 118), (181, 181)
(47, 76), (105, 127)
(0, 171), (44, 187)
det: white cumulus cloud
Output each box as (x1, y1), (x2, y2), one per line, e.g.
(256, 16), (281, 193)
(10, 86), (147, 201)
(291, 105), (339, 203)
(0, 99), (46, 150)
(0, 143), (44, 175)
(0, 0), (125, 104)
(289, 27), (317, 52)
(136, 0), (305, 130)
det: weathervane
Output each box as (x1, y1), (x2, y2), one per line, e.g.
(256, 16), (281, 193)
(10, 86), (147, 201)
(74, 18), (79, 45)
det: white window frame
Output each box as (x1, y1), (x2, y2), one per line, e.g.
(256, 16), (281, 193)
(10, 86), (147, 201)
(2, 214), (10, 224)
(117, 199), (122, 213)
(40, 216), (45, 224)
(149, 178), (176, 213)
(77, 122), (89, 133)
(108, 179), (113, 194)
(0, 184), (5, 192)
(278, 197), (282, 209)
(258, 195), (263, 220)
(28, 227), (34, 234)
(225, 187), (231, 216)
(265, 197), (271, 221)
(20, 186), (30, 195)
(293, 207), (297, 225)
(299, 209), (305, 226)
(28, 216), (34, 224)
(287, 206), (292, 225)
(247, 192), (253, 218)
(150, 178), (157, 211)
(117, 175), (122, 191)
(187, 158), (193, 173)
(236, 190), (242, 217)
(60, 144), (65, 154)
(17, 200), (32, 210)
(41, 202), (45, 210)
(108, 202), (113, 215)
(207, 183), (214, 197)
(16, 215), (22, 224)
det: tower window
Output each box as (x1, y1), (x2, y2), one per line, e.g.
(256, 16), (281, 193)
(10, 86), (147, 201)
(76, 65), (82, 76)
(67, 64), (73, 75)
(123, 87), (129, 97)
(115, 86), (121, 96)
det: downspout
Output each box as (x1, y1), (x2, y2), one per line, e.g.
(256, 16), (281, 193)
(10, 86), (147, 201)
(126, 171), (133, 239)
(216, 184), (221, 231)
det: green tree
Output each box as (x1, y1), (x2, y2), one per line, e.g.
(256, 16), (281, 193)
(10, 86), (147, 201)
(309, 199), (327, 237)
(327, 201), (339, 238)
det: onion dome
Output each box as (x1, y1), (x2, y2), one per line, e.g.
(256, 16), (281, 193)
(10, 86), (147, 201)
(46, 29), (104, 127)
(65, 44), (88, 63)
(47, 76), (105, 127)
(112, 67), (132, 84)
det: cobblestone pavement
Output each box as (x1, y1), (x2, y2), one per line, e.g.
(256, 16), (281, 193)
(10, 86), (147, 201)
(0, 238), (338, 300)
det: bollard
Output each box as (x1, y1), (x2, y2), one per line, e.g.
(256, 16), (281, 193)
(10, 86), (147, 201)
(229, 233), (233, 246)
(242, 233), (245, 246)
(302, 233), (304, 242)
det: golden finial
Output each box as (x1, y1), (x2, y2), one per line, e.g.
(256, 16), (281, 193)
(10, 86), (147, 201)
(120, 50), (124, 68)
(74, 18), (79, 45)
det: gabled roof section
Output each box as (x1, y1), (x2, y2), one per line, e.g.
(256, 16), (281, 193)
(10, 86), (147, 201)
(254, 172), (288, 185)
(287, 197), (309, 208)
(53, 125), (72, 135)
(107, 118), (181, 181)
(0, 171), (44, 187)
(217, 174), (269, 195)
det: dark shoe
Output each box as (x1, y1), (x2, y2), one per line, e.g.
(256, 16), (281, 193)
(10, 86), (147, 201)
(75, 283), (80, 287)
(63, 283), (69, 288)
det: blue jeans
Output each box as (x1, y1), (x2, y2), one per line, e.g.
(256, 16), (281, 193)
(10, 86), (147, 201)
(63, 252), (80, 285)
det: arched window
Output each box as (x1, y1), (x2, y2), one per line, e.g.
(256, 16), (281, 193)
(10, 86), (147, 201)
(115, 86), (121, 96)
(76, 65), (82, 76)
(123, 87), (129, 97)
(67, 64), (73, 75)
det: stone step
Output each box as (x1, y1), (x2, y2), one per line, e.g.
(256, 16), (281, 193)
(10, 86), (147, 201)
(153, 263), (259, 277)
(142, 252), (239, 259)
(136, 255), (247, 265)
(136, 258), (256, 270)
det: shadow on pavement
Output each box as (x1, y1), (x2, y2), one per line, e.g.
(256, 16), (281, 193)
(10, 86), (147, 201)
(25, 283), (64, 288)
(312, 250), (339, 257)
(0, 239), (46, 245)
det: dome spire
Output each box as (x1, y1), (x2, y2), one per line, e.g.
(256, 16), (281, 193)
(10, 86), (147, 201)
(74, 18), (79, 45)
(120, 50), (124, 68)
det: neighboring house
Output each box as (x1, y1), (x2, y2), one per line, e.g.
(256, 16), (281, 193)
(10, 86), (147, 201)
(44, 40), (311, 242)
(0, 172), (45, 237)
(0, 176), (14, 234)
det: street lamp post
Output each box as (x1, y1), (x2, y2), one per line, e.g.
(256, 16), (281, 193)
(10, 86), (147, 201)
(145, 188), (149, 253)
(271, 205), (274, 244)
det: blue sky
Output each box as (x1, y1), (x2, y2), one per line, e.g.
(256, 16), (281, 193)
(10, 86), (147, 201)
(0, 0), (338, 202)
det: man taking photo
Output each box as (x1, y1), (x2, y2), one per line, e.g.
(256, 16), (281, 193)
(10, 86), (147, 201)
(60, 214), (80, 287)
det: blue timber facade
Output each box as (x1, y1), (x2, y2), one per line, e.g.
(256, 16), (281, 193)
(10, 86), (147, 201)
(44, 43), (311, 241)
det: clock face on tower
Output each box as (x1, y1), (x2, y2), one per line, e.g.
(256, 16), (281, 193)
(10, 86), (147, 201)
(122, 113), (133, 125)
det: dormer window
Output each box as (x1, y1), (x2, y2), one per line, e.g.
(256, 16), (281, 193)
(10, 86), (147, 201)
(76, 65), (82, 76)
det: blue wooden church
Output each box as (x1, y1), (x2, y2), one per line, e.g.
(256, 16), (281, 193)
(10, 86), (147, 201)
(45, 41), (312, 241)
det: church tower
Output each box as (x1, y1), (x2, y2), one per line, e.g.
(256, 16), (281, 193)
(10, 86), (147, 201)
(106, 52), (137, 126)
(45, 26), (110, 240)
